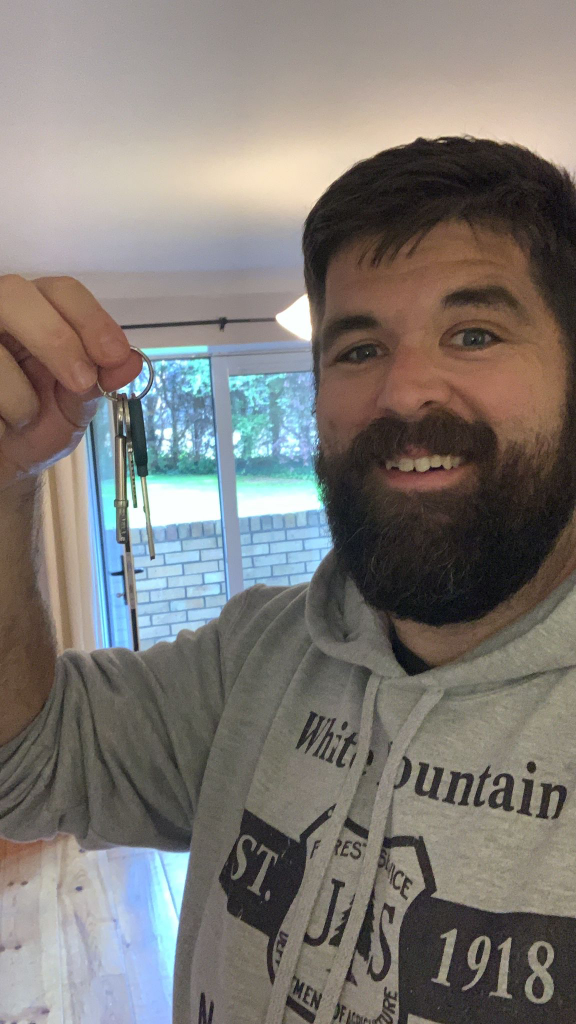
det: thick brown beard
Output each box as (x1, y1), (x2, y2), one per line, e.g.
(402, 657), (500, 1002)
(314, 411), (576, 626)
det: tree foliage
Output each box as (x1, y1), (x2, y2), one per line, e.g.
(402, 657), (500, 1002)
(144, 359), (318, 477)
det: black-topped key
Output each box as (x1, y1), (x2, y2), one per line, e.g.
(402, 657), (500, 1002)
(128, 396), (156, 560)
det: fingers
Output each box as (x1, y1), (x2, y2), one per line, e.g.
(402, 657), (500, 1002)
(0, 341), (41, 428)
(0, 274), (132, 395)
(96, 348), (144, 396)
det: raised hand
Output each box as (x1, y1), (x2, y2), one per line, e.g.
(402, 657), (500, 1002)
(0, 275), (143, 491)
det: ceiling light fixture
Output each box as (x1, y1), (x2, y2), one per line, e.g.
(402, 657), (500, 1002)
(274, 294), (312, 341)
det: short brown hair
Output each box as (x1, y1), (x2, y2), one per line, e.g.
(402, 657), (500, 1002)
(303, 135), (576, 388)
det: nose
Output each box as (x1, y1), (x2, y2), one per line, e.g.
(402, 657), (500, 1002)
(374, 344), (454, 419)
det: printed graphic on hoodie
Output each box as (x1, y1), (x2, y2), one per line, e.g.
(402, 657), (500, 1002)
(219, 809), (575, 1023)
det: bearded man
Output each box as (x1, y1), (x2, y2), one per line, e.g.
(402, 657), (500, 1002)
(1, 136), (576, 1023)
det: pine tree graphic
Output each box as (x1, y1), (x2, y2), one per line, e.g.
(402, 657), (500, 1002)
(329, 898), (357, 984)
(329, 900), (353, 947)
(328, 889), (376, 987)
(356, 889), (375, 963)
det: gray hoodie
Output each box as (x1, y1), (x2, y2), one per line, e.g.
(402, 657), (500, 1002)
(1, 549), (576, 1023)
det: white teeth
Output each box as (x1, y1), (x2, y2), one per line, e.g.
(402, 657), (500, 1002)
(385, 455), (463, 472)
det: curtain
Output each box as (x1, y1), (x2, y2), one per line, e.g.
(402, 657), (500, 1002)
(38, 436), (107, 654)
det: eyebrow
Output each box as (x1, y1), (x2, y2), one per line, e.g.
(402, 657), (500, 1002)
(319, 284), (532, 354)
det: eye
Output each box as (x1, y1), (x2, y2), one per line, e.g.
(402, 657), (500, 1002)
(335, 328), (501, 364)
(336, 342), (379, 364)
(451, 328), (501, 350)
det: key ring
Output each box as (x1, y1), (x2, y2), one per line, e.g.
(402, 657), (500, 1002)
(97, 346), (155, 402)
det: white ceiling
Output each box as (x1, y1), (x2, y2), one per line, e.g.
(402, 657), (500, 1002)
(1, 0), (575, 293)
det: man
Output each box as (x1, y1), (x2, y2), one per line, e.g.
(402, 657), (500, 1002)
(1, 135), (576, 1023)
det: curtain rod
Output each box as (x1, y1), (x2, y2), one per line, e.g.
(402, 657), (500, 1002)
(119, 316), (277, 331)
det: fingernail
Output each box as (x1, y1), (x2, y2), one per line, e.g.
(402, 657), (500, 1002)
(73, 362), (98, 391)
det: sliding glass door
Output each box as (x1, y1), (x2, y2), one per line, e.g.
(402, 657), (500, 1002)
(89, 347), (331, 650)
(217, 353), (331, 593)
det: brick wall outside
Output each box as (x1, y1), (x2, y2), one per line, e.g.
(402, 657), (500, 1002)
(112, 509), (332, 649)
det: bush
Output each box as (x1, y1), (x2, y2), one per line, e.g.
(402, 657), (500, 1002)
(234, 457), (315, 479)
(151, 452), (217, 475)
(177, 453), (217, 475)
(150, 452), (315, 479)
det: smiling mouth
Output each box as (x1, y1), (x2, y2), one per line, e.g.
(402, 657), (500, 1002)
(383, 454), (465, 473)
(377, 458), (471, 490)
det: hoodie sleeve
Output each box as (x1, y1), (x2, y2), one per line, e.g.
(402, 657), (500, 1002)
(0, 588), (252, 853)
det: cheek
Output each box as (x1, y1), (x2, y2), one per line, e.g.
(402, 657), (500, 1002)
(315, 382), (375, 451)
(313, 389), (366, 450)
(486, 379), (561, 440)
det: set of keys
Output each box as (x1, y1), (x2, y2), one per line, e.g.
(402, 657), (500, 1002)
(97, 346), (156, 651)
(112, 391), (156, 560)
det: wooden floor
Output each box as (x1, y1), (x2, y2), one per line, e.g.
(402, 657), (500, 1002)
(0, 834), (190, 1024)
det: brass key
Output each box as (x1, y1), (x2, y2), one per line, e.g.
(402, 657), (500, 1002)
(113, 396), (129, 545)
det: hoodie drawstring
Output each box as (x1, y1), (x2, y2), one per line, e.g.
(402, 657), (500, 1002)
(264, 669), (381, 1024)
(313, 686), (443, 1024)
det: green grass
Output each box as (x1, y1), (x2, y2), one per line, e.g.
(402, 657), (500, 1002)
(102, 474), (322, 530)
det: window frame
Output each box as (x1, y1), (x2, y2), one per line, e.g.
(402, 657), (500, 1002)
(87, 327), (313, 644)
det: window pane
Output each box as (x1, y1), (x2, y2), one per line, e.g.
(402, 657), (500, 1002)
(92, 358), (224, 649)
(229, 370), (331, 590)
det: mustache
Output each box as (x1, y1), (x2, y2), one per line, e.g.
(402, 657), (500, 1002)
(328, 411), (498, 471)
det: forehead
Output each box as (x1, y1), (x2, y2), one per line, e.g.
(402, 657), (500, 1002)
(324, 221), (536, 310)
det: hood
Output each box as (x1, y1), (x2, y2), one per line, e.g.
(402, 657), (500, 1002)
(305, 548), (576, 695)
